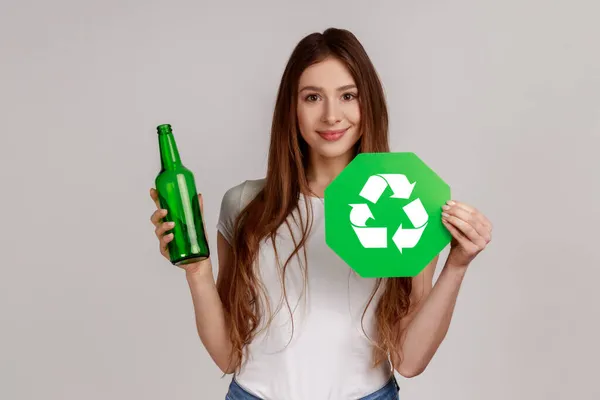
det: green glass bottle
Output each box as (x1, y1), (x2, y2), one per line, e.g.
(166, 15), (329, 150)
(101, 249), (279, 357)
(154, 124), (210, 265)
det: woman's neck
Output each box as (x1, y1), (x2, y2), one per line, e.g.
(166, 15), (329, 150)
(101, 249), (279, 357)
(305, 150), (354, 198)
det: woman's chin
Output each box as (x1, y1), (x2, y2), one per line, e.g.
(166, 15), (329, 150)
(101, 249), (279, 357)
(311, 142), (357, 160)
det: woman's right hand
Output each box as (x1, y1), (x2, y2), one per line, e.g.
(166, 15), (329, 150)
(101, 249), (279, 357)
(149, 188), (210, 275)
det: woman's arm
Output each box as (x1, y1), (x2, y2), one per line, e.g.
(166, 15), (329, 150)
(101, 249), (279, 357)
(185, 232), (239, 374)
(392, 256), (468, 378)
(393, 198), (492, 377)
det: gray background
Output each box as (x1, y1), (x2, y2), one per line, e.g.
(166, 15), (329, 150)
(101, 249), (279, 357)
(1, 0), (599, 399)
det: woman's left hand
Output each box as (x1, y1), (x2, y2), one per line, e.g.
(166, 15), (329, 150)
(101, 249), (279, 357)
(441, 200), (493, 269)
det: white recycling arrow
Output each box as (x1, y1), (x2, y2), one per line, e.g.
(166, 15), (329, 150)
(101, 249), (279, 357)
(358, 175), (388, 203)
(349, 204), (374, 226)
(349, 204), (386, 248)
(352, 226), (388, 248)
(392, 198), (429, 254)
(350, 174), (429, 253)
(359, 174), (416, 203)
(403, 197), (428, 228)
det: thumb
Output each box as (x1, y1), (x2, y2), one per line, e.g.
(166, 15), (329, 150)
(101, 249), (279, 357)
(150, 188), (161, 209)
(198, 193), (204, 213)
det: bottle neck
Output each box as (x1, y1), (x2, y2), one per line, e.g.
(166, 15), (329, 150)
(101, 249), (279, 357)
(158, 128), (182, 171)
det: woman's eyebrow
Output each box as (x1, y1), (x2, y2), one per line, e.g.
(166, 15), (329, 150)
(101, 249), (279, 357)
(299, 84), (357, 92)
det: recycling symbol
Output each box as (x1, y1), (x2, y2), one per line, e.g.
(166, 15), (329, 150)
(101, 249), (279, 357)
(349, 174), (428, 254)
(324, 152), (452, 278)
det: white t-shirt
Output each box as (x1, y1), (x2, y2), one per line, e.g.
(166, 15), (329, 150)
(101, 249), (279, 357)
(217, 178), (393, 400)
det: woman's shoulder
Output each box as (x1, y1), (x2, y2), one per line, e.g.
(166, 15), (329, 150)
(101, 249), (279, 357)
(217, 178), (266, 242)
(240, 177), (266, 204)
(220, 177), (266, 212)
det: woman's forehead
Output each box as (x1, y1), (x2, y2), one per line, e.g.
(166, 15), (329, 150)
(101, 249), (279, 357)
(298, 58), (356, 88)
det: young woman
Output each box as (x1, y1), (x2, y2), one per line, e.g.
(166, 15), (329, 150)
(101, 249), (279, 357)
(150, 28), (493, 400)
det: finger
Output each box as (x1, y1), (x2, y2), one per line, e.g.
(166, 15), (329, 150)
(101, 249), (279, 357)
(155, 221), (175, 238)
(447, 200), (492, 232)
(160, 233), (174, 255)
(150, 188), (161, 209)
(444, 206), (490, 241)
(477, 213), (492, 233)
(442, 213), (487, 248)
(150, 208), (168, 226)
(446, 200), (475, 213)
(441, 218), (472, 248)
(442, 219), (482, 256)
(198, 193), (203, 213)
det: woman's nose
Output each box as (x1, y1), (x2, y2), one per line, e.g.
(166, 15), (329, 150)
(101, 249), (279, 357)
(321, 100), (341, 124)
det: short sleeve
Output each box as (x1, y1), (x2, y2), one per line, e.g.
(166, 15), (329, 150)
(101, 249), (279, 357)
(216, 178), (265, 244)
(216, 182), (245, 244)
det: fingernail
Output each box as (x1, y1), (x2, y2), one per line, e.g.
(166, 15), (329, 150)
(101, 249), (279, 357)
(442, 212), (449, 218)
(168, 221), (175, 227)
(442, 205), (450, 210)
(447, 200), (455, 206)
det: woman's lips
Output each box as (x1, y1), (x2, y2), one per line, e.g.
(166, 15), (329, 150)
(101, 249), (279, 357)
(317, 127), (349, 141)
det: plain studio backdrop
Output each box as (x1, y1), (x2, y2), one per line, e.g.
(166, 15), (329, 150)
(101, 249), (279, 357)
(1, 0), (599, 399)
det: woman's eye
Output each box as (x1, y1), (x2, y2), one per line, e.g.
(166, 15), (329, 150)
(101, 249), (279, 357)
(304, 93), (357, 102)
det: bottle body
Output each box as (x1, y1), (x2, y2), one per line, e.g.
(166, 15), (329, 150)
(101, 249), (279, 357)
(155, 124), (210, 265)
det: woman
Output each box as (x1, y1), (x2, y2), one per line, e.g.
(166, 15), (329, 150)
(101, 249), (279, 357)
(150, 28), (492, 400)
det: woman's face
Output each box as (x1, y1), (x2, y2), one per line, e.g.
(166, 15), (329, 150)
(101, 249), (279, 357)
(296, 57), (361, 161)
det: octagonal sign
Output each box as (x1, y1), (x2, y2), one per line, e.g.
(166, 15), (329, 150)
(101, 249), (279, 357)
(324, 152), (452, 278)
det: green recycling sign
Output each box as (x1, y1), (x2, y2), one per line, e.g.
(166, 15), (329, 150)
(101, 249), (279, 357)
(324, 152), (452, 278)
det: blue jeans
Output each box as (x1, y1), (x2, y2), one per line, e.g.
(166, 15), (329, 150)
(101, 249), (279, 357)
(225, 375), (400, 400)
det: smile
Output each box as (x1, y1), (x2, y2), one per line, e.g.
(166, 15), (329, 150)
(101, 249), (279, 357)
(317, 127), (349, 142)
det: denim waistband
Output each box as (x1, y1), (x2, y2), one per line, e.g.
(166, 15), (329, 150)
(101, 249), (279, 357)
(225, 374), (400, 400)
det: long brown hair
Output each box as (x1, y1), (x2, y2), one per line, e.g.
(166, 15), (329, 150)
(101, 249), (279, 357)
(217, 27), (412, 375)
